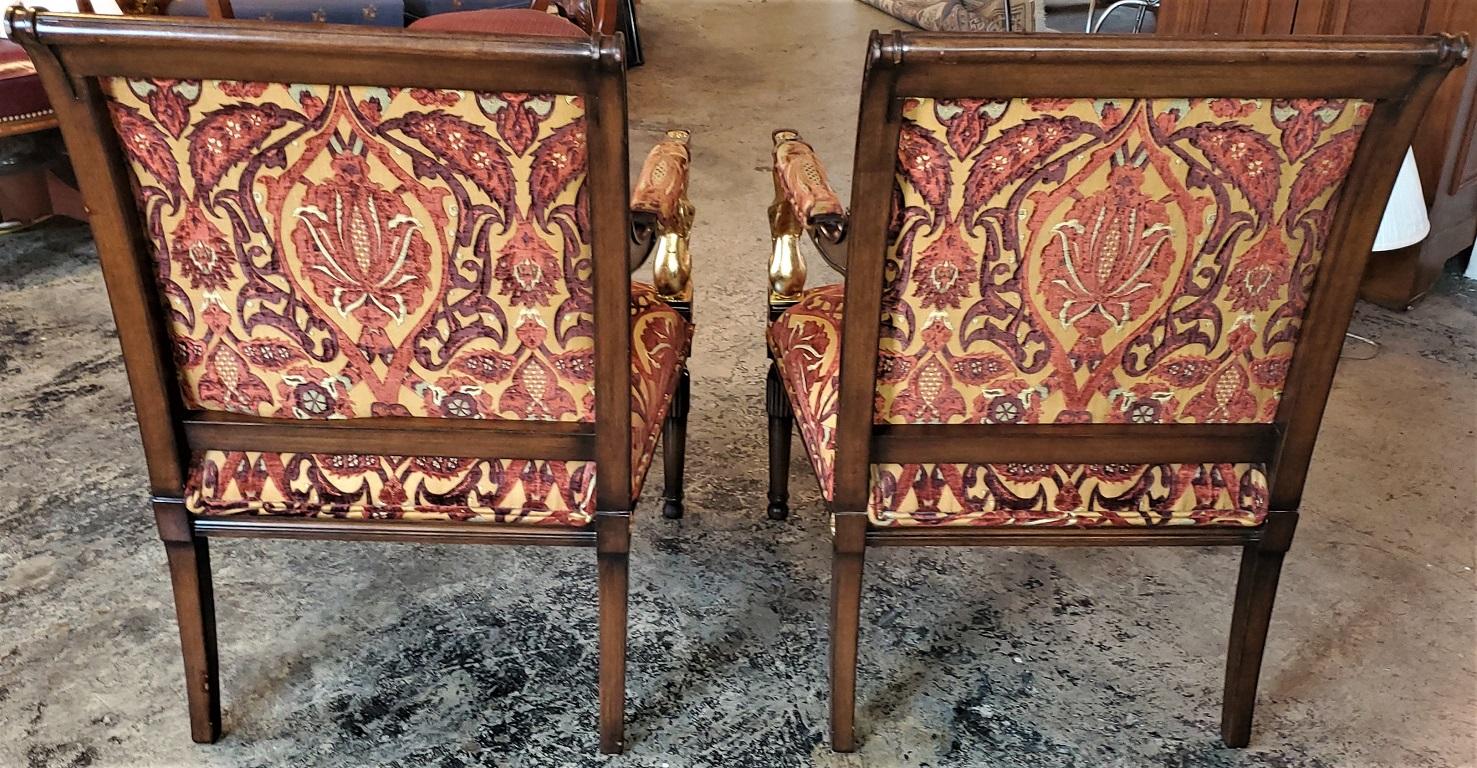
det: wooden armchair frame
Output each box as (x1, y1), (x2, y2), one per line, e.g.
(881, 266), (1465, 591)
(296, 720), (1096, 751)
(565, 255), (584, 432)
(9, 9), (690, 754)
(764, 31), (1467, 752)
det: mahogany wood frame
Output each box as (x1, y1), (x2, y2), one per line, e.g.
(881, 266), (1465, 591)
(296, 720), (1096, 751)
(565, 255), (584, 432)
(765, 31), (1467, 753)
(8, 9), (667, 754)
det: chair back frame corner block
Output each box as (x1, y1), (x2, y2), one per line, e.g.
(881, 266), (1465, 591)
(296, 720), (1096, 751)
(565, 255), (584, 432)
(7, 9), (669, 754)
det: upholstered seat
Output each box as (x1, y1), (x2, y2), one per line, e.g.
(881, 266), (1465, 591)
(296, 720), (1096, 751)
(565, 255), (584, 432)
(403, 0), (526, 23)
(769, 284), (1269, 528)
(0, 42), (50, 125)
(187, 284), (691, 527)
(407, 6), (582, 34)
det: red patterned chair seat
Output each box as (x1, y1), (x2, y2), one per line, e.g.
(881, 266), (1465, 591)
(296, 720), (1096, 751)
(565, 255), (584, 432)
(768, 284), (1269, 528)
(186, 283), (691, 527)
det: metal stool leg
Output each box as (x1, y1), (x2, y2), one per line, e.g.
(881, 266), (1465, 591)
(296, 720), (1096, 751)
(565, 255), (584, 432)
(1090, 0), (1152, 32)
(1133, 0), (1160, 32)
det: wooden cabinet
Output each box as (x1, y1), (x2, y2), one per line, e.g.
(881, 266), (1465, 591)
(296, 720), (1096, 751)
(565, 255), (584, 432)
(1160, 0), (1477, 308)
(1158, 0), (1298, 35)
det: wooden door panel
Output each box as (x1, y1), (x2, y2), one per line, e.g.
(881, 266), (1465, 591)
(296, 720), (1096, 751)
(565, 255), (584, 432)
(1452, 87), (1477, 195)
(1291, 0), (1429, 34)
(1158, 0), (1298, 35)
(1359, 0), (1476, 307)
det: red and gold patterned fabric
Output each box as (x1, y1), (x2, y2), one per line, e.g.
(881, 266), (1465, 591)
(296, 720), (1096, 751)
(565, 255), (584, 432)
(186, 284), (690, 527)
(103, 79), (691, 526)
(774, 134), (844, 220)
(104, 78), (604, 421)
(880, 97), (1369, 427)
(768, 285), (1268, 527)
(771, 97), (1369, 527)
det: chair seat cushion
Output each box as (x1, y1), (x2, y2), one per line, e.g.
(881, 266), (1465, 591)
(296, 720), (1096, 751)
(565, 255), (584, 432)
(0, 42), (51, 123)
(403, 0), (527, 23)
(185, 283), (691, 527)
(407, 8), (586, 36)
(767, 284), (1269, 528)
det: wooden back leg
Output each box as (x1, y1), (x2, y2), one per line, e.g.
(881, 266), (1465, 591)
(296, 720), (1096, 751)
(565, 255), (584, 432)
(596, 512), (630, 754)
(829, 514), (866, 751)
(1222, 511), (1299, 746)
(157, 501), (222, 743)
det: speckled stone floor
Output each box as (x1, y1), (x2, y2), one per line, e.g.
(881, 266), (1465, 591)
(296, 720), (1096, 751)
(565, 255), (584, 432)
(2, 2), (1476, 767)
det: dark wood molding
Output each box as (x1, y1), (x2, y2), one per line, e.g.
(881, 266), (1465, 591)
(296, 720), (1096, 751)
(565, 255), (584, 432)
(870, 424), (1279, 465)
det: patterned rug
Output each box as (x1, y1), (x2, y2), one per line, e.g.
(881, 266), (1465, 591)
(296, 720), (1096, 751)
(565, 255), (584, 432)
(858, 0), (1047, 32)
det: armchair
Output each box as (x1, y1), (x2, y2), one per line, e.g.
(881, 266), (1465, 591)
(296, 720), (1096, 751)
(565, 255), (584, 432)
(10, 8), (693, 754)
(764, 31), (1466, 752)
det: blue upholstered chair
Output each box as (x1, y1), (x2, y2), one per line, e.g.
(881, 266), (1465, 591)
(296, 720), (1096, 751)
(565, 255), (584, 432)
(165, 0), (404, 25)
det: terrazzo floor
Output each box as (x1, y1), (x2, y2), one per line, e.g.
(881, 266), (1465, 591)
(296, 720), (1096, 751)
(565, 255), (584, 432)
(2, 1), (1475, 766)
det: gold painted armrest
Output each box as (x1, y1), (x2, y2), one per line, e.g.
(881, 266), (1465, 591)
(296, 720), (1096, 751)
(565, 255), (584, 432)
(769, 129), (848, 303)
(631, 129), (694, 301)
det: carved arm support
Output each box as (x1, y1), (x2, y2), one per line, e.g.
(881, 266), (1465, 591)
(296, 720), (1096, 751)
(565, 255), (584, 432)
(631, 129), (694, 301)
(769, 129), (848, 305)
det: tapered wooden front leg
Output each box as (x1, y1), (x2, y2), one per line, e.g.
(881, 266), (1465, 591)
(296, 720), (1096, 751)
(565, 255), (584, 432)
(1222, 511), (1298, 747)
(766, 360), (794, 521)
(830, 514), (866, 752)
(596, 513), (631, 754)
(661, 368), (690, 519)
(163, 536), (222, 743)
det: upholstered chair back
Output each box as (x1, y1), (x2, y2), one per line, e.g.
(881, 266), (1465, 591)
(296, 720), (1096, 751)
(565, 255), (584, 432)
(101, 79), (603, 423)
(879, 97), (1370, 429)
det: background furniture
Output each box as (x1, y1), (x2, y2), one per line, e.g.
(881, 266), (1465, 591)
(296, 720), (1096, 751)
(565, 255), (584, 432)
(13, 8), (692, 754)
(858, 0), (1044, 32)
(1160, 0), (1477, 308)
(1085, 0), (1159, 32)
(157, 0), (644, 65)
(763, 30), (1464, 753)
(0, 39), (88, 228)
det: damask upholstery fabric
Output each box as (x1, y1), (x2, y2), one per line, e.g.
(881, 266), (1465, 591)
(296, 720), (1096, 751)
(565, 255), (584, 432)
(770, 97), (1368, 527)
(773, 136), (844, 221)
(104, 79), (604, 422)
(881, 98), (1369, 428)
(186, 283), (690, 527)
(768, 285), (1268, 527)
(104, 79), (691, 525)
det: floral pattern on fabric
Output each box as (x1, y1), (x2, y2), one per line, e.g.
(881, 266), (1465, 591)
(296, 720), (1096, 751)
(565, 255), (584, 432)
(186, 283), (693, 527)
(103, 79), (603, 422)
(768, 285), (1267, 527)
(879, 97), (1370, 428)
